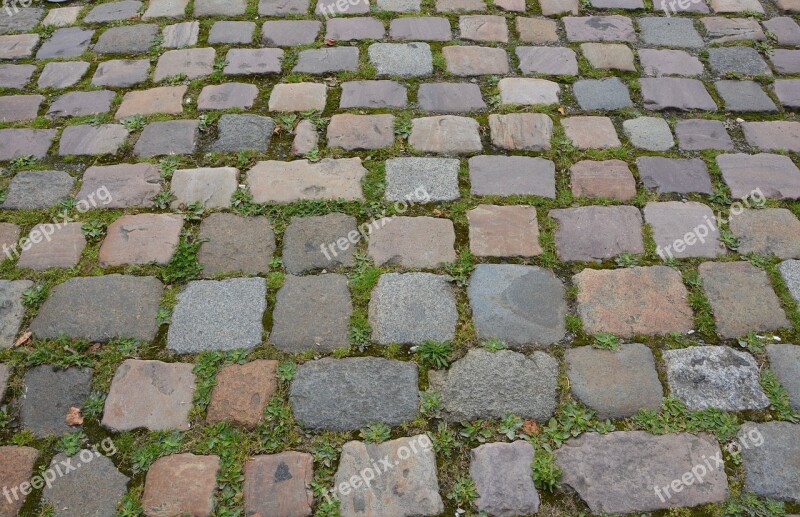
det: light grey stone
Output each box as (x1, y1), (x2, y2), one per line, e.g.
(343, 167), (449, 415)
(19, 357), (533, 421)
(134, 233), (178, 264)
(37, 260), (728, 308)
(623, 117), (674, 151)
(638, 17), (704, 48)
(2, 170), (74, 210)
(779, 260), (800, 305)
(43, 452), (129, 517)
(766, 344), (800, 411)
(369, 42), (433, 76)
(739, 422), (800, 503)
(385, 157), (460, 202)
(470, 441), (540, 517)
(573, 78), (632, 110)
(708, 46), (772, 76)
(0, 280), (31, 349)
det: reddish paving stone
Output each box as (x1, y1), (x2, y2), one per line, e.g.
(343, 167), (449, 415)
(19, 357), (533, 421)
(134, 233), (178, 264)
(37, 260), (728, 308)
(516, 46), (578, 75)
(418, 82), (486, 112)
(675, 119), (733, 151)
(46, 91), (115, 119)
(103, 359), (196, 432)
(92, 59), (151, 88)
(459, 15), (508, 42)
(637, 157), (713, 195)
(77, 163), (161, 208)
(291, 120), (318, 156)
(367, 216), (456, 267)
(58, 125), (129, 156)
(327, 114), (395, 150)
(580, 43), (635, 71)
(116, 86), (186, 119)
(640, 78), (717, 111)
(340, 80), (408, 108)
(771, 50), (800, 74)
(575, 266), (694, 337)
(570, 159), (636, 201)
(0, 64), (35, 89)
(207, 360), (278, 428)
(489, 113), (552, 151)
(198, 83), (258, 110)
(517, 17), (559, 43)
(247, 158), (366, 203)
(712, 0), (764, 12)
(443, 46), (509, 75)
(142, 454), (219, 517)
(0, 223), (20, 254)
(282, 214), (358, 273)
(644, 201), (724, 259)
(639, 49), (704, 77)
(38, 62), (89, 89)
(495, 0), (525, 10)
(17, 223), (86, 270)
(244, 452), (314, 517)
(468, 205), (541, 257)
(133, 120), (199, 157)
(390, 17), (452, 40)
(730, 208), (800, 259)
(0, 34), (39, 59)
(326, 17), (385, 40)
(777, 0), (800, 10)
(775, 80), (800, 108)
(99, 214), (183, 266)
(742, 121), (800, 153)
(717, 153), (800, 200)
(0, 129), (56, 161)
(563, 16), (636, 42)
(154, 48), (215, 81)
(699, 261), (790, 339)
(170, 167), (238, 209)
(702, 17), (765, 43)
(0, 95), (42, 122)
(551, 205), (644, 262)
(269, 83), (327, 112)
(198, 213), (276, 276)
(262, 20), (321, 46)
(224, 48), (284, 75)
(498, 78), (559, 106)
(409, 115), (482, 154)
(469, 155), (556, 198)
(562, 116), (620, 149)
(0, 447), (39, 516)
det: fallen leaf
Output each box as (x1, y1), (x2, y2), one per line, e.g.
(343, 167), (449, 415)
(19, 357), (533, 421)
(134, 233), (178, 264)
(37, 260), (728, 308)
(432, 209), (442, 216)
(88, 343), (101, 353)
(522, 420), (540, 435)
(13, 331), (31, 348)
(66, 407), (84, 426)
(324, 38), (337, 46)
(557, 106), (565, 115)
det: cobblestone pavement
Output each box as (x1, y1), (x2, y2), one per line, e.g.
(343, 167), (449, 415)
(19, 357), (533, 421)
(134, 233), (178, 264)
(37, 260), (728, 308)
(0, 0), (799, 516)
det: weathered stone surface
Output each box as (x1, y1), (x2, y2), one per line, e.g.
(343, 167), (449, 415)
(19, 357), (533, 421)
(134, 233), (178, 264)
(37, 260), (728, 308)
(213, 114), (274, 153)
(468, 264), (566, 347)
(385, 157), (460, 201)
(134, 120), (198, 157)
(777, 0), (800, 10)
(644, 201), (723, 259)
(0, 64), (35, 89)
(224, 48), (284, 75)
(0, 129), (55, 161)
(469, 156), (556, 198)
(0, 95), (40, 124)
(0, 7), (43, 34)
(43, 451), (129, 517)
(563, 15), (636, 42)
(291, 357), (419, 430)
(459, 15), (508, 42)
(168, 278), (267, 353)
(0, 280), (29, 349)
(418, 82), (486, 112)
(763, 17), (800, 45)
(429, 349), (558, 421)
(369, 272), (457, 345)
(717, 153), (800, 199)
(743, 121), (800, 153)
(283, 213), (357, 274)
(623, 116), (674, 151)
(390, 17), (451, 40)
(489, 113), (552, 151)
(498, 78), (559, 106)
(675, 119), (733, 151)
(207, 360), (278, 428)
(195, 0), (247, 14)
(156, 21), (198, 48)
(99, 214), (183, 266)
(766, 344), (800, 410)
(198, 83), (258, 110)
(567, 343), (662, 419)
(316, 0), (370, 14)
(326, 17), (385, 40)
(468, 205), (541, 257)
(92, 59), (150, 88)
(470, 441), (540, 517)
(702, 16), (765, 43)
(334, 436), (443, 517)
(779, 260), (800, 305)
(369, 42), (432, 76)
(244, 452), (314, 517)
(562, 116), (620, 149)
(443, 45), (509, 75)
(517, 17), (559, 43)
(21, 365), (92, 437)
(94, 24), (158, 55)
(0, 364), (9, 401)
(772, 50), (800, 73)
(43, 6), (82, 27)
(2, 170), (73, 210)
(699, 261), (789, 339)
(570, 159), (636, 201)
(208, 21), (253, 44)
(640, 78), (717, 111)
(142, 454), (219, 517)
(259, 0), (310, 15)
(269, 83), (326, 112)
(154, 48), (215, 81)
(248, 159), (366, 203)
(31, 275), (163, 342)
(38, 61), (89, 89)
(709, 46), (771, 76)
(573, 77), (632, 110)
(581, 42), (635, 71)
(78, 163), (160, 208)
(198, 214), (275, 277)
(47, 90), (115, 119)
(293, 47), (358, 74)
(291, 119), (318, 156)
(367, 216), (456, 267)
(59, 124), (129, 156)
(85, 1), (142, 22)
(143, 0), (189, 18)
(380, 0), (422, 11)
(551, 205), (643, 262)
(575, 266), (694, 337)
(271, 274), (352, 353)
(103, 359), (195, 432)
(740, 422), (800, 503)
(640, 49), (703, 77)
(36, 27), (90, 59)
(409, 115), (482, 154)
(516, 46), (578, 75)
(340, 80), (407, 108)
(327, 114), (394, 150)
(170, 167), (238, 209)
(730, 208), (800, 259)
(262, 20), (320, 46)
(540, 0), (578, 13)
(775, 80), (800, 108)
(665, 346), (768, 411)
(0, 34), (38, 59)
(17, 223), (86, 271)
(716, 80), (777, 112)
(639, 17), (703, 47)
(556, 432), (728, 514)
(0, 447), (39, 516)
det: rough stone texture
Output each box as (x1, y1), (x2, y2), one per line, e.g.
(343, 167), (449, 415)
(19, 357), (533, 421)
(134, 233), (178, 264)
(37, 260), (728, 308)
(269, 83), (326, 112)
(740, 422), (800, 503)
(675, 119), (733, 151)
(20, 365), (92, 437)
(0, 7), (43, 34)
(730, 208), (800, 259)
(0, 94), (42, 122)
(103, 360), (195, 432)
(780, 260), (800, 306)
(516, 46), (578, 75)
(623, 116), (674, 151)
(262, 20), (320, 46)
(567, 343), (663, 419)
(551, 205), (644, 262)
(36, 27), (91, 59)
(198, 213), (275, 276)
(468, 205), (541, 257)
(85, 1), (142, 22)
(709, 46), (771, 76)
(470, 441), (540, 517)
(640, 49), (704, 77)
(78, 163), (161, 208)
(0, 64), (35, 89)
(43, 6), (82, 27)
(703, 17), (765, 43)
(489, 113), (552, 151)
(199, 83), (258, 110)
(574, 266), (694, 337)
(17, 223), (86, 271)
(327, 114), (395, 150)
(142, 454), (219, 517)
(0, 364), (9, 401)
(0, 129), (55, 161)
(573, 78), (632, 111)
(367, 216), (456, 267)
(699, 261), (790, 338)
(369, 272), (458, 345)
(195, 0), (247, 14)
(247, 159), (366, 203)
(644, 201), (724, 259)
(47, 90), (115, 119)
(540, 0), (579, 13)
(640, 78), (717, 111)
(718, 153), (800, 199)
(92, 59), (151, 88)
(99, 213), (183, 266)
(469, 156), (556, 198)
(765, 344), (800, 410)
(712, 0), (764, 11)
(716, 80), (777, 112)
(742, 121), (800, 153)
(0, 447), (39, 516)
(38, 61), (90, 89)
(369, 42), (433, 77)
(380, 0), (422, 10)
(390, 17), (451, 40)
(665, 346), (769, 411)
(290, 357), (419, 430)
(167, 278), (267, 353)
(271, 274), (352, 353)
(291, 120), (318, 156)
(259, 0), (311, 16)
(775, 80), (800, 108)
(418, 82), (486, 112)
(282, 213), (358, 273)
(498, 78), (559, 106)
(437, 0), (486, 10)
(326, 17), (385, 41)
(93, 24), (158, 55)
(154, 48), (215, 81)
(408, 115), (482, 154)
(556, 432), (728, 514)
(213, 114), (275, 153)
(0, 280), (29, 349)
(335, 436), (443, 517)
(134, 120), (199, 157)
(43, 452), (129, 517)
(517, 17), (559, 43)
(208, 21), (253, 44)
(563, 15), (636, 42)
(59, 124), (129, 156)
(2, 170), (73, 210)
(143, 0), (189, 18)
(771, 51), (800, 75)
(460, 15), (508, 42)
(569, 159), (636, 201)
(225, 48), (284, 75)
(0, 34), (39, 59)
(293, 48), (359, 74)
(207, 360), (278, 428)
(170, 167), (238, 209)
(468, 264), (566, 347)
(244, 453), (314, 517)
(385, 157), (460, 201)
(639, 17), (704, 47)
(562, 116), (620, 149)
(429, 349), (558, 421)
(340, 80), (408, 108)
(31, 275), (163, 342)
(763, 17), (800, 45)
(443, 45), (509, 75)
(580, 42), (635, 71)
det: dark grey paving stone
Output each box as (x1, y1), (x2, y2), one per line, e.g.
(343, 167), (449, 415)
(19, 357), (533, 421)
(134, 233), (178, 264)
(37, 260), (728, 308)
(369, 272), (458, 345)
(468, 264), (566, 348)
(0, 280), (31, 349)
(469, 155), (556, 198)
(326, 17), (385, 40)
(290, 357), (418, 431)
(0, 64), (35, 89)
(84, 1), (142, 22)
(637, 156), (713, 194)
(0, 7), (43, 35)
(675, 119), (733, 150)
(208, 21), (255, 44)
(0, 129), (56, 161)
(261, 20), (320, 46)
(385, 157), (460, 202)
(198, 83), (258, 110)
(46, 90), (116, 118)
(418, 82), (485, 113)
(212, 114), (274, 153)
(283, 213), (357, 274)
(340, 80), (408, 108)
(429, 348), (558, 421)
(92, 59), (150, 88)
(167, 278), (267, 353)
(94, 24), (159, 54)
(59, 124), (129, 156)
(739, 422), (800, 503)
(134, 120), (198, 157)
(389, 17), (452, 40)
(771, 49), (800, 74)
(775, 79), (800, 108)
(293, 47), (358, 74)
(715, 80), (777, 112)
(640, 78), (717, 111)
(708, 46), (772, 76)
(38, 61), (89, 89)
(20, 365), (92, 437)
(369, 42), (433, 77)
(36, 27), (94, 59)
(646, 201), (724, 259)
(551, 205), (644, 261)
(198, 213), (275, 277)
(2, 170), (73, 209)
(638, 17), (703, 48)
(43, 451), (129, 517)
(556, 431), (728, 514)
(573, 77), (632, 110)
(271, 274), (352, 353)
(567, 343), (663, 419)
(470, 441), (540, 517)
(766, 344), (800, 411)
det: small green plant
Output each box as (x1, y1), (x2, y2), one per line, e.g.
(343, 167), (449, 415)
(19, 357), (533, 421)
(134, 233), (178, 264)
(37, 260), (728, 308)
(301, 109), (328, 128)
(312, 437), (339, 469)
(444, 250), (476, 288)
(593, 333), (620, 351)
(532, 449), (562, 492)
(359, 422), (391, 443)
(152, 190), (174, 209)
(420, 390), (441, 416)
(394, 118), (412, 139)
(277, 113), (298, 132)
(9, 155), (37, 171)
(22, 285), (47, 307)
(480, 338), (506, 351)
(724, 492), (785, 516)
(81, 220), (106, 241)
(429, 421), (457, 457)
(82, 392), (106, 419)
(277, 361), (297, 382)
(176, 201), (204, 221)
(460, 419), (493, 444)
(416, 340), (452, 369)
(747, 254), (772, 269)
(131, 431), (182, 474)
(761, 369), (799, 422)
(163, 72), (187, 85)
(57, 431), (84, 456)
(447, 476), (478, 508)
(499, 413), (525, 440)
(259, 397), (296, 451)
(614, 252), (639, 267)
(156, 307), (172, 325)
(304, 147), (320, 162)
(349, 322), (371, 351)
(159, 234), (203, 284)
(630, 397), (740, 441)
(158, 156), (179, 179)
(121, 115), (146, 132)
(198, 113), (217, 132)
(0, 406), (12, 430)
(720, 229), (739, 251)
(738, 330), (767, 354)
